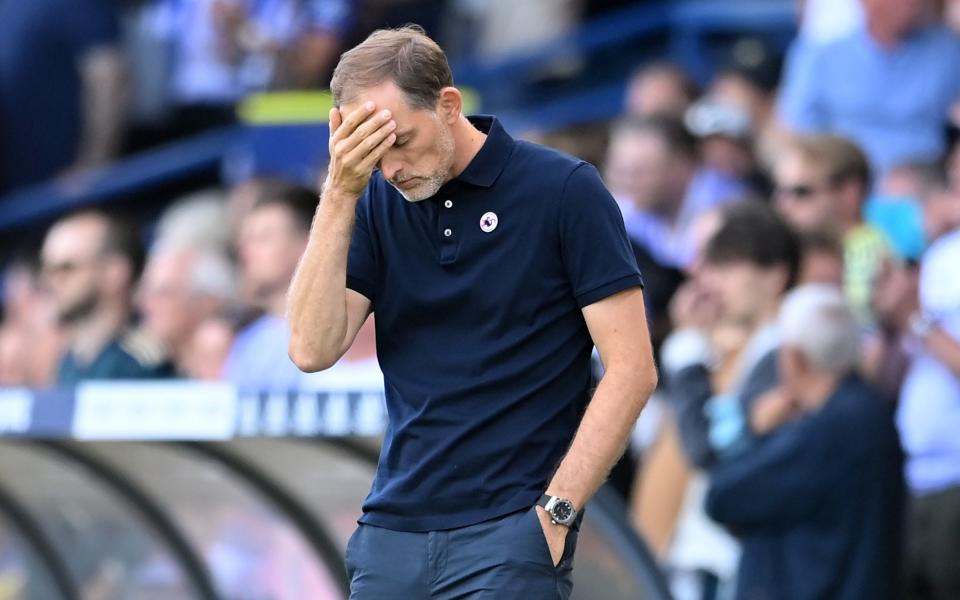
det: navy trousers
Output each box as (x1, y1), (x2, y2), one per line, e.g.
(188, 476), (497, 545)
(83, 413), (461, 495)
(345, 506), (578, 599)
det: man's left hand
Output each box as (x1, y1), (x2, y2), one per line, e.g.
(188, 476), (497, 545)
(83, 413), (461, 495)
(535, 505), (567, 567)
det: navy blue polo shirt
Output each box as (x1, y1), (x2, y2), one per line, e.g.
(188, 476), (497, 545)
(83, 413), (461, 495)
(348, 115), (643, 532)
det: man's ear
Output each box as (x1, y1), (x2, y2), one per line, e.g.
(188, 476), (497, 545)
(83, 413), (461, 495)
(437, 86), (462, 124)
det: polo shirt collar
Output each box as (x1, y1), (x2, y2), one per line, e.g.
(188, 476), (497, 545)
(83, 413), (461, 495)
(451, 115), (514, 188)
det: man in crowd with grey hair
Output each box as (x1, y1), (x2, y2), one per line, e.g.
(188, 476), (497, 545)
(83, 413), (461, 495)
(706, 284), (904, 600)
(138, 243), (235, 376)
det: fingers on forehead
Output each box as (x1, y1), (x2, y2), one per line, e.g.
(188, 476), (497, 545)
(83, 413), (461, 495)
(344, 102), (376, 124)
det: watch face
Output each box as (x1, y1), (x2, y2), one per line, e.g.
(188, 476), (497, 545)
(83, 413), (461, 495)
(552, 500), (574, 523)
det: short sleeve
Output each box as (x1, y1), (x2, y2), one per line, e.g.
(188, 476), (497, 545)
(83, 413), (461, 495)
(63, 0), (121, 55)
(559, 163), (644, 308)
(776, 40), (828, 132)
(346, 187), (379, 303)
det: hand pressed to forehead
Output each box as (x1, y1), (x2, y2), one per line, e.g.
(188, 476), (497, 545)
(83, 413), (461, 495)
(326, 99), (397, 197)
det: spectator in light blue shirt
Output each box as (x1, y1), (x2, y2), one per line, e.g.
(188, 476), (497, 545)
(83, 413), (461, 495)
(224, 182), (318, 391)
(604, 115), (747, 270)
(778, 0), (960, 176)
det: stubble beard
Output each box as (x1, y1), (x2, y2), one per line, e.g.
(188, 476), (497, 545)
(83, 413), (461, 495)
(56, 291), (99, 326)
(395, 126), (456, 203)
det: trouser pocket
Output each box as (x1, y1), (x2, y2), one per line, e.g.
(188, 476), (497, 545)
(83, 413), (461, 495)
(526, 506), (578, 570)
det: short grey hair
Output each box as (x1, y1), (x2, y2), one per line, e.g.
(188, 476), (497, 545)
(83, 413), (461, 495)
(778, 284), (859, 374)
(148, 241), (235, 301)
(154, 190), (230, 255)
(187, 249), (235, 300)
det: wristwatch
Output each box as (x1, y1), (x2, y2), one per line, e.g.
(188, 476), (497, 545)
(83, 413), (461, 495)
(537, 494), (578, 527)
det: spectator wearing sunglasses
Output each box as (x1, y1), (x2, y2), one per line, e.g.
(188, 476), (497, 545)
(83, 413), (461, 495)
(772, 134), (889, 326)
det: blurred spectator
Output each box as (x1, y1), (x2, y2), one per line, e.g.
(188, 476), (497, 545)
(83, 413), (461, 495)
(146, 0), (353, 138)
(684, 97), (769, 198)
(864, 165), (943, 403)
(182, 316), (237, 380)
(663, 201), (799, 468)
(887, 215), (960, 599)
(224, 177), (306, 259)
(708, 37), (785, 179)
(773, 134), (889, 325)
(152, 189), (231, 256)
(797, 0), (864, 45)
(40, 211), (172, 386)
(300, 317), (381, 390)
(223, 183), (315, 390)
(138, 243), (235, 375)
(0, 0), (126, 193)
(706, 284), (904, 600)
(866, 161), (934, 262)
(624, 62), (697, 120)
(0, 259), (63, 387)
(710, 38), (781, 132)
(472, 0), (581, 60)
(658, 202), (799, 597)
(778, 0), (960, 175)
(604, 115), (747, 270)
(921, 172), (960, 243)
(0, 326), (28, 386)
(866, 257), (919, 403)
(797, 229), (845, 287)
(946, 0), (960, 33)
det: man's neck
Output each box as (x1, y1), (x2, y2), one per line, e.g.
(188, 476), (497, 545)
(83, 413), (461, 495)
(68, 304), (129, 365)
(448, 115), (487, 180)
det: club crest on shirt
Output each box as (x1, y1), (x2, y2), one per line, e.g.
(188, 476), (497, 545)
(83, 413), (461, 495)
(480, 212), (498, 233)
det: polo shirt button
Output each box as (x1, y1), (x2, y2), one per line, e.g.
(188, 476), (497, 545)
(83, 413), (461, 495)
(444, 200), (453, 208)
(443, 228), (453, 237)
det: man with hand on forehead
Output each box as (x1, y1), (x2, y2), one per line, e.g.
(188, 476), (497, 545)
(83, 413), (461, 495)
(287, 25), (657, 599)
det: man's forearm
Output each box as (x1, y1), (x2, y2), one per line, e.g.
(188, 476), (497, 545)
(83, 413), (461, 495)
(286, 186), (357, 370)
(546, 364), (656, 509)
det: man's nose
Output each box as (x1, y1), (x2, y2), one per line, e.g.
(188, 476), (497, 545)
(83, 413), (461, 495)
(379, 153), (402, 182)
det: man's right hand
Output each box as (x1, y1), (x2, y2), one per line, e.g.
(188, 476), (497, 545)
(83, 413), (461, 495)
(325, 102), (397, 198)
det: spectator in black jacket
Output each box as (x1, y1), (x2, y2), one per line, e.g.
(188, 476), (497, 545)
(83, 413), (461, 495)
(707, 284), (905, 600)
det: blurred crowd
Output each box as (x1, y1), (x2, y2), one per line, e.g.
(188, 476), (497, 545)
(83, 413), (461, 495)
(0, 0), (641, 195)
(2, 0), (960, 599)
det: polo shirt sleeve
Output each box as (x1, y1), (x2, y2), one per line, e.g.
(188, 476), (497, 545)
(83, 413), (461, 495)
(346, 187), (379, 303)
(559, 162), (644, 309)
